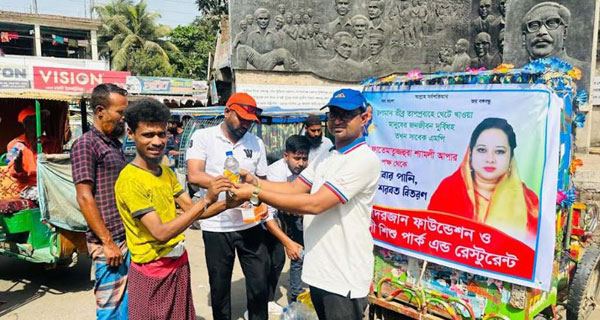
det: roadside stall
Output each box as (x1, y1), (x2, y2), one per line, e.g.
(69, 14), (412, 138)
(363, 60), (598, 320)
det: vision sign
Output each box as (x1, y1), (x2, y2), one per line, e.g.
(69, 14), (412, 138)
(33, 67), (130, 93)
(0, 65), (31, 89)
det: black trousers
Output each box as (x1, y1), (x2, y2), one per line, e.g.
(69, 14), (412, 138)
(264, 228), (286, 302)
(203, 225), (269, 320)
(309, 286), (368, 320)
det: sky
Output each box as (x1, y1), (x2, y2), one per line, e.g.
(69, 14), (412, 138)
(0, 0), (199, 27)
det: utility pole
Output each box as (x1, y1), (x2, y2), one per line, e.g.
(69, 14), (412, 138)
(32, 0), (38, 13)
(90, 0), (95, 19)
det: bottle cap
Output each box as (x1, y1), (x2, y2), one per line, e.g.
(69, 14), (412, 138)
(226, 151), (233, 156)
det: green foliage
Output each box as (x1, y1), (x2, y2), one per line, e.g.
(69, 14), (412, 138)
(168, 15), (220, 79)
(195, 0), (228, 16)
(96, 0), (178, 75)
(129, 49), (174, 76)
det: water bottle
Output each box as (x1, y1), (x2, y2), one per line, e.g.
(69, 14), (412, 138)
(223, 151), (240, 183)
(5, 142), (25, 164)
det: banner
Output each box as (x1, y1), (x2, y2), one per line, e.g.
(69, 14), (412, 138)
(33, 67), (129, 93)
(364, 84), (561, 290)
(235, 83), (361, 109)
(126, 76), (194, 95)
(0, 65), (30, 89)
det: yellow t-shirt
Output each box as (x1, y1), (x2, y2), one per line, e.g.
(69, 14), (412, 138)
(115, 163), (185, 264)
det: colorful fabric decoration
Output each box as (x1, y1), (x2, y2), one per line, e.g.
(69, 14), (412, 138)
(575, 90), (588, 107)
(557, 189), (577, 208)
(466, 67), (486, 72)
(568, 68), (582, 80)
(574, 112), (587, 128)
(406, 70), (422, 81)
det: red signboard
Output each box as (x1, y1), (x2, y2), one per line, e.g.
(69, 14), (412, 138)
(371, 205), (535, 280)
(33, 67), (130, 93)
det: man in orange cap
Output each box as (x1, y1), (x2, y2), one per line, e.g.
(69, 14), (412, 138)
(187, 92), (270, 320)
(7, 106), (57, 191)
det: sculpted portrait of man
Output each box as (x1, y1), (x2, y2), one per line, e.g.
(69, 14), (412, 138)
(366, 29), (390, 76)
(329, 0), (353, 36)
(450, 38), (471, 72)
(472, 0), (496, 35)
(247, 8), (276, 54)
(326, 31), (362, 79)
(350, 14), (370, 62)
(521, 2), (584, 69)
(470, 32), (495, 70)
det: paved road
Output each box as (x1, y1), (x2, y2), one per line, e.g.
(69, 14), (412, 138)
(0, 229), (291, 320)
(2, 228), (600, 320)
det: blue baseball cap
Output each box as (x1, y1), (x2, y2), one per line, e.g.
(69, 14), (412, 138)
(321, 89), (367, 112)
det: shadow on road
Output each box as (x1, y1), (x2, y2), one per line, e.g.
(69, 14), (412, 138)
(0, 253), (93, 316)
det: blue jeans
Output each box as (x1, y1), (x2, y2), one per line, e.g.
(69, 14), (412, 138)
(280, 213), (304, 301)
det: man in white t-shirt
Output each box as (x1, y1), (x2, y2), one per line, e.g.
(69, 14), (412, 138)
(231, 89), (380, 320)
(304, 114), (334, 165)
(186, 92), (270, 320)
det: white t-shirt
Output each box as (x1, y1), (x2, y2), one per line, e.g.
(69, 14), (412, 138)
(265, 158), (297, 221)
(186, 123), (268, 232)
(308, 136), (334, 165)
(298, 137), (380, 298)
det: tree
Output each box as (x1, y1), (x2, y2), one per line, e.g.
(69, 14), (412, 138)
(195, 0), (228, 16)
(169, 16), (219, 79)
(96, 0), (178, 74)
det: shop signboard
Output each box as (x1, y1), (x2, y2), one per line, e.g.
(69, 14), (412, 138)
(364, 84), (561, 290)
(126, 76), (194, 95)
(33, 67), (129, 93)
(0, 65), (31, 89)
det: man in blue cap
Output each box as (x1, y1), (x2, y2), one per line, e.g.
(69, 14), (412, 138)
(231, 89), (381, 320)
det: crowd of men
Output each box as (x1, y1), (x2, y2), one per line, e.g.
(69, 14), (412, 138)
(70, 84), (379, 320)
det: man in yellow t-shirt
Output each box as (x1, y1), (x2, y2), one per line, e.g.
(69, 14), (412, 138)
(115, 98), (238, 320)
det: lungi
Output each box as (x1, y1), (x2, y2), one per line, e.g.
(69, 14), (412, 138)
(128, 251), (195, 320)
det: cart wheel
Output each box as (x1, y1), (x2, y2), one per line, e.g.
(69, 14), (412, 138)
(567, 246), (600, 320)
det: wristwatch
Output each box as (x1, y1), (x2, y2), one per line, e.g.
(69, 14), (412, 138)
(250, 186), (261, 206)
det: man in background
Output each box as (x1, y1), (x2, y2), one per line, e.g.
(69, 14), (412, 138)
(304, 114), (333, 165)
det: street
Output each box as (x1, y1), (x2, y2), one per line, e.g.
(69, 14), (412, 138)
(2, 227), (600, 320)
(0, 229), (290, 320)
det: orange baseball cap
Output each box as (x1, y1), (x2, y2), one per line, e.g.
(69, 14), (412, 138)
(18, 106), (36, 123)
(226, 93), (261, 123)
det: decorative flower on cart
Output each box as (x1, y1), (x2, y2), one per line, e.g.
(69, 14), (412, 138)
(574, 112), (587, 128)
(406, 70), (423, 81)
(493, 63), (514, 73)
(575, 89), (588, 107)
(569, 159), (583, 174)
(568, 68), (582, 80)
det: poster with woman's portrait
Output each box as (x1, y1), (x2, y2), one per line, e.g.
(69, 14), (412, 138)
(364, 84), (561, 290)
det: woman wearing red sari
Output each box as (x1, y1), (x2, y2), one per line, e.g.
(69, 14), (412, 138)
(428, 118), (539, 248)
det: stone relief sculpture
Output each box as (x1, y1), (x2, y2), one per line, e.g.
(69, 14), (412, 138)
(230, 0), (595, 84)
(504, 0), (593, 91)
(470, 32), (495, 69)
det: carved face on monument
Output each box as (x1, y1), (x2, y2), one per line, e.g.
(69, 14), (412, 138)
(499, 0), (508, 17)
(246, 14), (254, 26)
(352, 15), (368, 39)
(294, 13), (302, 24)
(368, 0), (383, 20)
(255, 9), (271, 30)
(307, 8), (314, 18)
(455, 39), (469, 54)
(284, 12), (293, 24)
(278, 4), (286, 15)
(334, 32), (353, 59)
(303, 14), (311, 24)
(274, 15), (284, 29)
(369, 33), (385, 56)
(334, 0), (351, 17)
(313, 21), (321, 33)
(239, 20), (248, 31)
(478, 0), (492, 19)
(522, 3), (569, 60)
(474, 32), (491, 57)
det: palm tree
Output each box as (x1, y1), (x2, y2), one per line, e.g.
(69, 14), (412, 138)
(96, 0), (178, 73)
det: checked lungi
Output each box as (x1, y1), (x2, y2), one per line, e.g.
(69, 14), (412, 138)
(128, 251), (195, 320)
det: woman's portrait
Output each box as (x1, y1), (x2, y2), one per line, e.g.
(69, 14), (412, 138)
(427, 118), (539, 248)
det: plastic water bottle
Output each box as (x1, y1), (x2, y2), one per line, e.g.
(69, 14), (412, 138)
(223, 151), (240, 183)
(5, 142), (25, 164)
